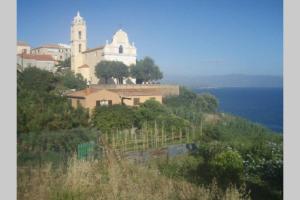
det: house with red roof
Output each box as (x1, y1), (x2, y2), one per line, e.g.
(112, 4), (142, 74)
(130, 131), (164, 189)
(17, 53), (56, 72)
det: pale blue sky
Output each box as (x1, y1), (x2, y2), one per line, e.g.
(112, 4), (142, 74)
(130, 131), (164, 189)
(17, 0), (283, 76)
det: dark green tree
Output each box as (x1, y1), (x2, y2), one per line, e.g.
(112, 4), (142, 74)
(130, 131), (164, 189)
(18, 67), (60, 93)
(113, 62), (129, 84)
(131, 57), (163, 84)
(59, 70), (87, 90)
(56, 57), (71, 72)
(91, 105), (135, 133)
(17, 67), (89, 134)
(95, 61), (129, 84)
(95, 61), (114, 84)
(210, 150), (244, 187)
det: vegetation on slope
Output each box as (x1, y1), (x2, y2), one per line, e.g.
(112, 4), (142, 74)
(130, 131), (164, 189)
(18, 146), (250, 200)
(17, 67), (283, 200)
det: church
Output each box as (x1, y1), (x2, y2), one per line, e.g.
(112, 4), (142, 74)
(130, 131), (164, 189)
(71, 12), (137, 85)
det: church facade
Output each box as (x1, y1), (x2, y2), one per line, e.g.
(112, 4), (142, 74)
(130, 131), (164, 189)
(71, 12), (137, 84)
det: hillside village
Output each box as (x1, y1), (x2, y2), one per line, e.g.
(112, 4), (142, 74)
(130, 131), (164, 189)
(17, 11), (283, 200)
(17, 11), (179, 110)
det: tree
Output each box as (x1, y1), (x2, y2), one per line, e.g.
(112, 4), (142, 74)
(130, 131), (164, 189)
(91, 105), (136, 133)
(211, 150), (244, 187)
(95, 61), (129, 84)
(59, 70), (87, 90)
(95, 61), (114, 84)
(17, 67), (89, 134)
(56, 57), (71, 72)
(131, 57), (163, 84)
(113, 62), (129, 84)
(19, 67), (60, 93)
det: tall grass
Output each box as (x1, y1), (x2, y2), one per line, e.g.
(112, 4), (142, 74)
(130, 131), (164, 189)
(18, 148), (250, 200)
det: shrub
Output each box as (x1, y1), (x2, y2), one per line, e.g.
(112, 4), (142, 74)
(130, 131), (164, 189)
(210, 150), (244, 187)
(91, 105), (136, 133)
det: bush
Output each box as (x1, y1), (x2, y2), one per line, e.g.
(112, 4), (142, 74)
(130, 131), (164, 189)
(17, 128), (99, 165)
(91, 105), (136, 133)
(164, 87), (219, 122)
(211, 150), (244, 187)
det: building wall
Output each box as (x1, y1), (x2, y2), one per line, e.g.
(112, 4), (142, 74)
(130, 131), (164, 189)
(91, 84), (180, 97)
(122, 95), (162, 106)
(84, 90), (122, 111)
(68, 89), (163, 112)
(71, 98), (86, 108)
(78, 67), (90, 82)
(31, 47), (71, 61)
(71, 13), (87, 74)
(82, 49), (104, 84)
(102, 29), (137, 67)
(70, 12), (137, 84)
(17, 56), (56, 72)
(17, 45), (31, 54)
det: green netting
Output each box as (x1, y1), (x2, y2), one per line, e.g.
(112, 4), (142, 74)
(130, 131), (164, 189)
(77, 141), (95, 160)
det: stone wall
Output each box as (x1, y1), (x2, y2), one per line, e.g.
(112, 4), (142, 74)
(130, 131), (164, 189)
(90, 84), (180, 97)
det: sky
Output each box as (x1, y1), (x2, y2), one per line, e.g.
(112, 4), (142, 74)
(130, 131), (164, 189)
(17, 0), (283, 76)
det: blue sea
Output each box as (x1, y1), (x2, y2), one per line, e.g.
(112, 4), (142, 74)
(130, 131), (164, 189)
(194, 87), (283, 133)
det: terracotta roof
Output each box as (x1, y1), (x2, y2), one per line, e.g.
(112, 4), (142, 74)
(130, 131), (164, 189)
(66, 88), (99, 98)
(32, 44), (70, 50)
(17, 41), (30, 46)
(82, 46), (104, 54)
(67, 88), (162, 97)
(110, 89), (164, 96)
(78, 64), (89, 69)
(18, 53), (55, 61)
(66, 87), (164, 98)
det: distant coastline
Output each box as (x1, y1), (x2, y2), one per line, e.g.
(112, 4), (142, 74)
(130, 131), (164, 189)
(194, 87), (283, 133)
(162, 74), (283, 88)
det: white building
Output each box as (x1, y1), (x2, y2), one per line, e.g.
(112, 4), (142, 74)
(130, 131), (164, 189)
(71, 11), (137, 85)
(17, 54), (56, 72)
(17, 41), (31, 54)
(31, 43), (71, 61)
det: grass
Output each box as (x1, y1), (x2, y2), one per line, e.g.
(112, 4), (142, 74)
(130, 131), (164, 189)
(18, 145), (251, 200)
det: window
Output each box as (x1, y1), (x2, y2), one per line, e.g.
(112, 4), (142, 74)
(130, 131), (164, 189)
(133, 98), (140, 105)
(119, 45), (123, 54)
(77, 99), (80, 106)
(96, 100), (112, 106)
(96, 100), (100, 107)
(78, 31), (82, 39)
(79, 44), (81, 52)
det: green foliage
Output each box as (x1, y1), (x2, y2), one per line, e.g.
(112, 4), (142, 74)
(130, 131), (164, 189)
(164, 87), (219, 123)
(154, 155), (201, 182)
(135, 99), (190, 131)
(95, 60), (129, 84)
(130, 57), (163, 83)
(18, 67), (60, 93)
(113, 62), (129, 84)
(17, 67), (282, 199)
(202, 124), (222, 142)
(135, 99), (170, 122)
(197, 142), (227, 162)
(95, 61), (114, 84)
(17, 67), (89, 135)
(18, 128), (99, 165)
(58, 70), (87, 90)
(91, 105), (136, 133)
(210, 150), (244, 187)
(56, 57), (71, 71)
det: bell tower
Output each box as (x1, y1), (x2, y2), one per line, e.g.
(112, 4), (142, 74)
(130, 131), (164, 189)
(71, 11), (87, 74)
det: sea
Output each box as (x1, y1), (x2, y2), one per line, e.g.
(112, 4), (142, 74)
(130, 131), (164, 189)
(194, 87), (283, 133)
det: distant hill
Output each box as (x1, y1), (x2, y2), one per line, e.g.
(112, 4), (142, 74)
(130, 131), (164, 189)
(161, 74), (283, 88)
